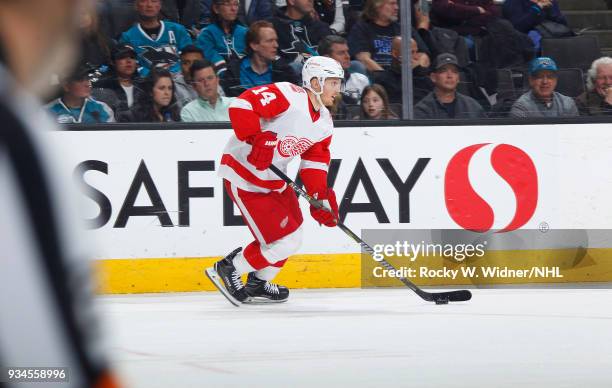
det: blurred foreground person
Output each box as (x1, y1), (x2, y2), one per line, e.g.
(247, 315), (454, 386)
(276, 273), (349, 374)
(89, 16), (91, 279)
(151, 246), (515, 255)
(0, 1), (121, 387)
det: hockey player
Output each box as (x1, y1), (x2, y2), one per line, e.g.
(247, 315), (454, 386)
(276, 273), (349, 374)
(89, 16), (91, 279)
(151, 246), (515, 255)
(206, 55), (344, 305)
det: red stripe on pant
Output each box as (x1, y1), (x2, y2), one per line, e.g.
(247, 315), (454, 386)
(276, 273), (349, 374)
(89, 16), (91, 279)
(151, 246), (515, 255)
(224, 179), (296, 271)
(243, 241), (288, 270)
(243, 241), (269, 270)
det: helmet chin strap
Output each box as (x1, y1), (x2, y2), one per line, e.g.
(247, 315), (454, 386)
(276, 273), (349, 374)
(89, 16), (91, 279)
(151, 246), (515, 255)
(308, 77), (325, 109)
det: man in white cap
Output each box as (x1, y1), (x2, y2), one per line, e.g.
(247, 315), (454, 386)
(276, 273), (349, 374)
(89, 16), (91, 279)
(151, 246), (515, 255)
(207, 56), (343, 305)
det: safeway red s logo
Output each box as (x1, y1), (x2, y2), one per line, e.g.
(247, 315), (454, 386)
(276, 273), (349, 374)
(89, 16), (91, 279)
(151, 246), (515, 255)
(444, 144), (538, 232)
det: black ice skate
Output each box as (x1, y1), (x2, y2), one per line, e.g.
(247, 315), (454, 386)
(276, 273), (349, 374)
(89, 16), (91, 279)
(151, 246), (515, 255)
(205, 247), (249, 307)
(243, 273), (289, 304)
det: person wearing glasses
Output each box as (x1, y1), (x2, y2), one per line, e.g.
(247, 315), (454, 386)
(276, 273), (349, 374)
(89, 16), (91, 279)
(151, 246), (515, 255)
(196, 0), (248, 77)
(181, 59), (235, 121)
(199, 0), (273, 26)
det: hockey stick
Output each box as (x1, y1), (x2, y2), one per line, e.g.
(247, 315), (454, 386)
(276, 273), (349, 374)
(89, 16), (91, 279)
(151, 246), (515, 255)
(269, 164), (472, 304)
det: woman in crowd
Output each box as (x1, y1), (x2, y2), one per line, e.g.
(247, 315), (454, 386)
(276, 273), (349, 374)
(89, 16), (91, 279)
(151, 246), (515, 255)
(119, 68), (181, 122)
(355, 84), (399, 120)
(196, 0), (248, 77)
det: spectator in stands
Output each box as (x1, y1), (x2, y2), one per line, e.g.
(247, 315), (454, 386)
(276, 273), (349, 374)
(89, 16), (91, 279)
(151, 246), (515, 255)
(348, 0), (435, 73)
(181, 60), (234, 121)
(415, 53), (486, 119)
(577, 57), (612, 116)
(270, 0), (333, 67)
(510, 57), (578, 117)
(222, 21), (300, 96)
(196, 0), (248, 77)
(175, 45), (205, 105)
(200, 0), (273, 27)
(319, 35), (370, 104)
(503, 0), (569, 50)
(348, 0), (400, 72)
(411, 2), (436, 54)
(430, 0), (499, 37)
(93, 44), (144, 117)
(120, 0), (193, 76)
(373, 36), (432, 105)
(120, 68), (181, 122)
(79, 7), (113, 70)
(47, 65), (115, 124)
(354, 84), (399, 119)
(314, 0), (346, 34)
(100, 0), (201, 39)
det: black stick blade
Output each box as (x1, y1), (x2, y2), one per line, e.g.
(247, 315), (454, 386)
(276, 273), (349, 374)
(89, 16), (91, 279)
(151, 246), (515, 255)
(440, 290), (472, 302)
(420, 289), (472, 304)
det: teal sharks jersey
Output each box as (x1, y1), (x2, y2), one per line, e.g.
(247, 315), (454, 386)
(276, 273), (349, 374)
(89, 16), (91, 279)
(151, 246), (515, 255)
(120, 21), (193, 75)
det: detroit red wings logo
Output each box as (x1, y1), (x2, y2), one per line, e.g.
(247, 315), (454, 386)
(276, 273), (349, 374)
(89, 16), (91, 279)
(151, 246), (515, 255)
(278, 136), (314, 157)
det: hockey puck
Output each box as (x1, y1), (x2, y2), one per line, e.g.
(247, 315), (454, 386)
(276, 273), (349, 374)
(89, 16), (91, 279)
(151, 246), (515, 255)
(435, 299), (449, 305)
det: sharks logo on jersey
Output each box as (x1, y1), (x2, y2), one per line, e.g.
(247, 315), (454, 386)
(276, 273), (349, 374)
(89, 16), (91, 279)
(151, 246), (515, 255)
(139, 46), (180, 68)
(281, 23), (318, 60)
(223, 35), (244, 61)
(120, 21), (193, 75)
(195, 23), (247, 68)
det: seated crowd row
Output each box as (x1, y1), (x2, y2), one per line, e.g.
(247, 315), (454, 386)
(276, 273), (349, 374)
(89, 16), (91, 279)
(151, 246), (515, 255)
(92, 0), (577, 74)
(46, 39), (612, 122)
(46, 0), (612, 122)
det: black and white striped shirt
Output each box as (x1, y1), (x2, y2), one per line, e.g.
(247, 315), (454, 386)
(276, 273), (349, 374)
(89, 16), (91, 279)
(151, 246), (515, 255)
(0, 64), (116, 388)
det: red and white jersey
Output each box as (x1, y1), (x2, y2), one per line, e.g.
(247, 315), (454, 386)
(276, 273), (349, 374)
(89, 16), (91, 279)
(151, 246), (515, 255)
(219, 82), (333, 193)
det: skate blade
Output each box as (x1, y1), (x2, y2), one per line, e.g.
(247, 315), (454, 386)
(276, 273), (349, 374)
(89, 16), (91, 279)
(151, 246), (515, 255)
(204, 267), (241, 307)
(242, 296), (288, 304)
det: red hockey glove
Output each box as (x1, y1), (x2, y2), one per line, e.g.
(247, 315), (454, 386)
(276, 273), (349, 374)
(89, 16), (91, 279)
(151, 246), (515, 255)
(310, 188), (339, 227)
(246, 131), (278, 171)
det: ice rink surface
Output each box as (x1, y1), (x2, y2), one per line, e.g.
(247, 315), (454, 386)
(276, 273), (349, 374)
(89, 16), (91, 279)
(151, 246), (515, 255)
(101, 288), (612, 388)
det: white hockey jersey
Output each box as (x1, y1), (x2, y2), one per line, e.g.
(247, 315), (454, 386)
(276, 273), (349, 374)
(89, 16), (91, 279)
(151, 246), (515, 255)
(219, 82), (334, 193)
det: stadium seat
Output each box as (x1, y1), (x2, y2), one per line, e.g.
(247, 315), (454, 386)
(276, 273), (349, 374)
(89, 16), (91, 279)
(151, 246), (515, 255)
(496, 69), (517, 101)
(555, 68), (586, 98)
(457, 71), (473, 96)
(389, 103), (403, 118)
(345, 104), (362, 119)
(541, 36), (602, 71)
